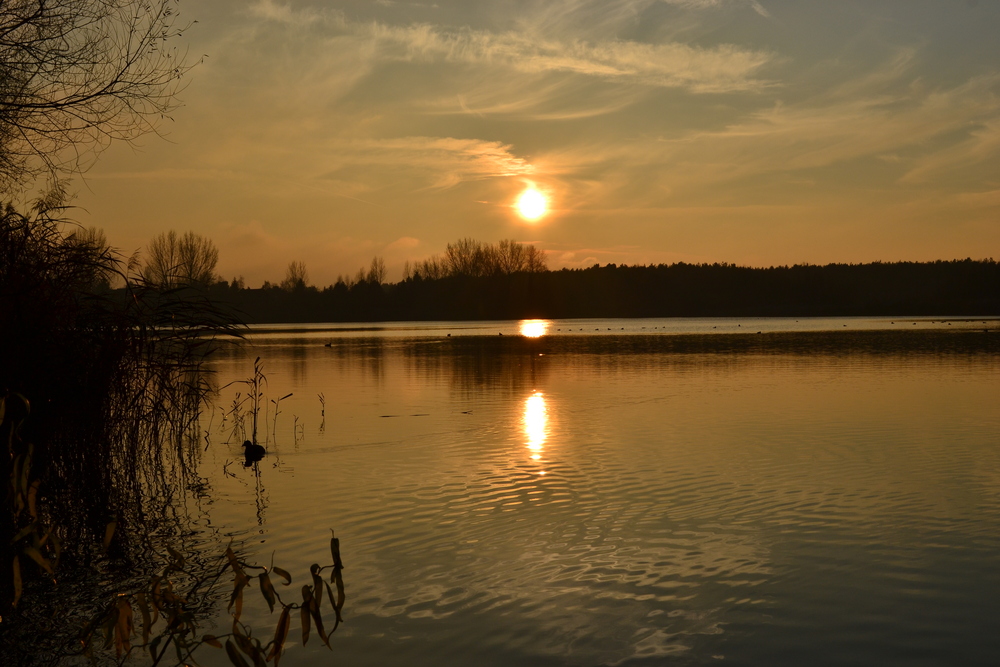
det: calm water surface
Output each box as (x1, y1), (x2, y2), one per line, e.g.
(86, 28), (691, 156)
(198, 318), (1000, 666)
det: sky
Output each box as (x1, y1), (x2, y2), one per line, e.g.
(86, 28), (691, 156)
(73, 0), (1000, 286)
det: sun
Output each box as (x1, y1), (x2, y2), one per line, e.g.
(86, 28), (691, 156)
(515, 186), (548, 221)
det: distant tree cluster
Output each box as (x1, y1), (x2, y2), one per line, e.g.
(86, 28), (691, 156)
(141, 230), (219, 287)
(337, 256), (386, 287)
(203, 257), (1000, 323)
(281, 260), (309, 290)
(405, 238), (546, 280)
(124, 233), (1000, 323)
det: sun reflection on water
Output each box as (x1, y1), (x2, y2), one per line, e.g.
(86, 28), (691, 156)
(520, 319), (550, 338)
(524, 391), (548, 461)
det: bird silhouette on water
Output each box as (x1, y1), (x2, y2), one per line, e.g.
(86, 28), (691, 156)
(243, 440), (266, 466)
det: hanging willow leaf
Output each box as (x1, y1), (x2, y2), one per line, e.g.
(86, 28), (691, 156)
(333, 568), (345, 622)
(19, 445), (33, 500)
(229, 572), (249, 620)
(102, 520), (117, 554)
(232, 621), (254, 656)
(148, 635), (162, 661)
(300, 586), (313, 645)
(271, 566), (291, 585)
(115, 597), (134, 656)
(166, 545), (185, 567)
(202, 634), (223, 649)
(310, 564), (324, 609)
(136, 591), (152, 644)
(330, 532), (344, 577)
(11, 522), (35, 544)
(258, 572), (276, 613)
(12, 556), (22, 608)
(266, 606), (291, 665)
(23, 546), (53, 574)
(102, 605), (119, 650)
(27, 480), (40, 519)
(226, 547), (246, 578)
(311, 586), (331, 649)
(233, 624), (268, 667)
(225, 639), (251, 667)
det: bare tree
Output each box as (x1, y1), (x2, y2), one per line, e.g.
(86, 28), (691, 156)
(525, 245), (547, 272)
(495, 239), (527, 274)
(410, 239), (546, 280)
(66, 225), (116, 287)
(0, 0), (193, 191)
(366, 256), (386, 285)
(412, 255), (446, 280)
(444, 238), (486, 277)
(281, 260), (308, 290)
(142, 230), (218, 287)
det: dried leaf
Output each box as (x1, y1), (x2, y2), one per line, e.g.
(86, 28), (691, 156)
(12, 556), (22, 608)
(166, 545), (185, 567)
(258, 572), (276, 613)
(136, 591), (152, 644)
(233, 624), (268, 667)
(271, 566), (291, 585)
(149, 576), (163, 617)
(299, 604), (309, 646)
(225, 639), (251, 667)
(102, 520), (117, 554)
(229, 572), (249, 620)
(225, 547), (246, 577)
(202, 634), (222, 648)
(11, 523), (35, 544)
(23, 546), (53, 574)
(115, 597), (134, 656)
(266, 606), (291, 665)
(103, 605), (119, 650)
(19, 446), (32, 498)
(312, 588), (331, 649)
(27, 480), (40, 519)
(334, 568), (345, 619)
(310, 564), (324, 609)
(330, 532), (344, 575)
(148, 635), (162, 661)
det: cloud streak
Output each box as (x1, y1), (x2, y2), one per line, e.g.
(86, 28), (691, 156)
(367, 22), (773, 92)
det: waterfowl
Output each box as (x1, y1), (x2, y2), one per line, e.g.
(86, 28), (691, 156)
(242, 440), (266, 461)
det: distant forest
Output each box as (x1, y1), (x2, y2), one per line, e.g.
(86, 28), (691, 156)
(201, 257), (1000, 323)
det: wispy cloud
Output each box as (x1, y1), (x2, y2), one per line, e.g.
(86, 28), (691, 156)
(662, 0), (770, 18)
(525, 65), (1000, 207)
(322, 137), (535, 189)
(366, 22), (773, 92)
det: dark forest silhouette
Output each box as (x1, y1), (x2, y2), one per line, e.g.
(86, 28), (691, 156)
(202, 257), (1000, 323)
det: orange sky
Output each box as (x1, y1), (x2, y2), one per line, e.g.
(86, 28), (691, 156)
(71, 0), (1000, 286)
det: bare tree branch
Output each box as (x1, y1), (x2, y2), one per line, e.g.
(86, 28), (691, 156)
(0, 0), (194, 192)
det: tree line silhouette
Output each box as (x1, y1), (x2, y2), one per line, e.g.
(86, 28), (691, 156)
(201, 255), (1000, 323)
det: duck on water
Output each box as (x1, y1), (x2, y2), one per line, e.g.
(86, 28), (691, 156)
(243, 440), (266, 464)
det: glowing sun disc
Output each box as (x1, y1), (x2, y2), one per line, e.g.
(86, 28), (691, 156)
(516, 188), (548, 221)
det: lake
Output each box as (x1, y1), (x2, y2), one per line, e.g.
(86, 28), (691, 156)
(198, 317), (1000, 666)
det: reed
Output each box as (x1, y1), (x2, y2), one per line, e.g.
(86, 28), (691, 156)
(0, 196), (242, 661)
